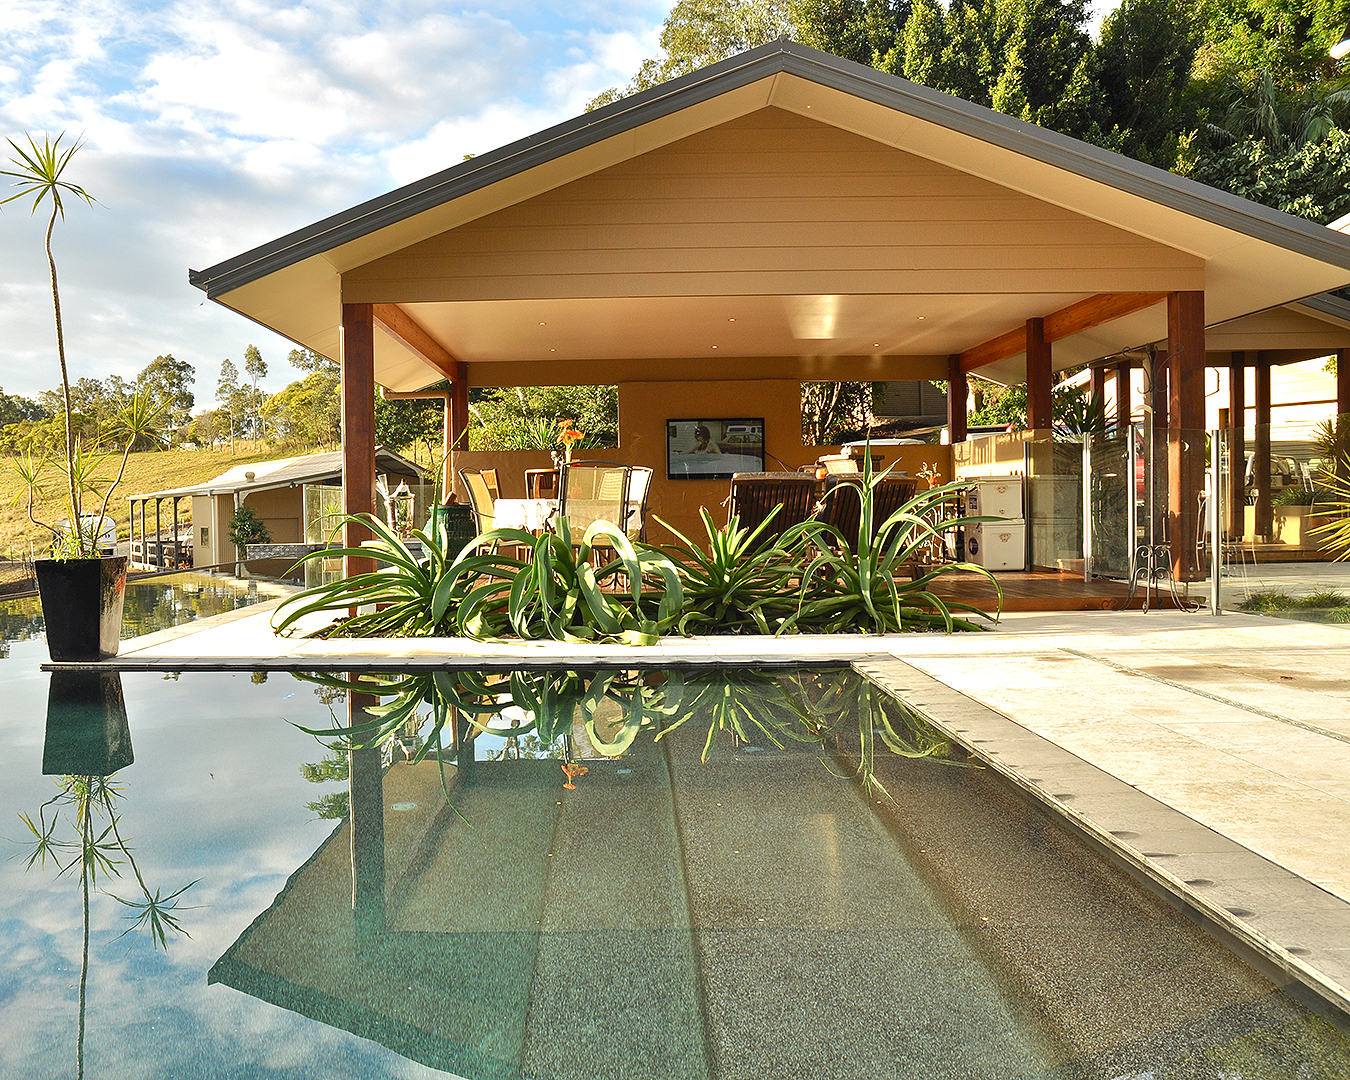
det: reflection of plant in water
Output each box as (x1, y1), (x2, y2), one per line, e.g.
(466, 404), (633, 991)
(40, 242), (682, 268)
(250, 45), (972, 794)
(17, 774), (196, 1079)
(292, 668), (963, 802)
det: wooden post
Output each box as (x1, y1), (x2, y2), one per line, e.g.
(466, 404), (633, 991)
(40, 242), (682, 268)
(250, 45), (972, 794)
(1026, 318), (1052, 430)
(1167, 290), (1205, 581)
(947, 354), (967, 443)
(1337, 349), (1349, 485)
(451, 361), (469, 450)
(349, 690), (386, 942)
(1254, 354), (1273, 540)
(1112, 362), (1130, 425)
(342, 303), (377, 578)
(1090, 366), (1106, 431)
(1229, 353), (1246, 538)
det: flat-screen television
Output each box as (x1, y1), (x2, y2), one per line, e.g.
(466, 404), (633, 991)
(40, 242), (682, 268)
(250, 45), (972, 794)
(666, 418), (765, 480)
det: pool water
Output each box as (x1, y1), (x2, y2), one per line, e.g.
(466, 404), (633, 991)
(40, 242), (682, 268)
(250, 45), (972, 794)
(2, 601), (1349, 1078)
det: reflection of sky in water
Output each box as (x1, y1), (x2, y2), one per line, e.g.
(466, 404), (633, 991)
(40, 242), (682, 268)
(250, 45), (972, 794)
(0, 642), (447, 1079)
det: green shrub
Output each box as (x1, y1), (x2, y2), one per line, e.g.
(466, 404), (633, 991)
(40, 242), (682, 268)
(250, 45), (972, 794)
(227, 505), (271, 548)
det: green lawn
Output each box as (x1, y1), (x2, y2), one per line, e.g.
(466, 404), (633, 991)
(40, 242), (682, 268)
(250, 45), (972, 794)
(0, 443), (278, 558)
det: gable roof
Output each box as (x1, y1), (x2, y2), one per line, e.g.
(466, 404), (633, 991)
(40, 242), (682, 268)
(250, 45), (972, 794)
(189, 41), (1350, 390)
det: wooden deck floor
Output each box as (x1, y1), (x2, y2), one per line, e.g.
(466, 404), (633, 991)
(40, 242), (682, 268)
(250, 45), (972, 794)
(928, 569), (1193, 611)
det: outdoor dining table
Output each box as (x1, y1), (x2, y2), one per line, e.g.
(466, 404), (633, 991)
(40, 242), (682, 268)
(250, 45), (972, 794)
(492, 497), (557, 533)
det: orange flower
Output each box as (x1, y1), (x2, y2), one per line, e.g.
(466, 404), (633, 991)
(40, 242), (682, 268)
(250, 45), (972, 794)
(561, 762), (588, 789)
(557, 420), (585, 449)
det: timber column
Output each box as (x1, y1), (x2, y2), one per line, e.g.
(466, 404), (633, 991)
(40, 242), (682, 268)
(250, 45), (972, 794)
(1026, 318), (1052, 430)
(1337, 349), (1350, 485)
(1229, 353), (1246, 538)
(1167, 291), (1205, 580)
(1254, 354), (1273, 539)
(342, 302), (377, 578)
(947, 354), (967, 443)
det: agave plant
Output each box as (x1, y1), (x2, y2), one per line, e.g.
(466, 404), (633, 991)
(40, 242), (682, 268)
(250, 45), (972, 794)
(656, 506), (815, 635)
(1309, 456), (1350, 561)
(271, 512), (495, 637)
(456, 516), (683, 645)
(789, 458), (1002, 634)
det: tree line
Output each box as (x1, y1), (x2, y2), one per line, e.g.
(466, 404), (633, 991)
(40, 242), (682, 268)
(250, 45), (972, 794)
(593, 0), (1350, 223)
(0, 347), (448, 458)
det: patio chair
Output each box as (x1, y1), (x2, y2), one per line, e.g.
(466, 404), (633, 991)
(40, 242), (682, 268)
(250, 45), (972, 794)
(525, 468), (560, 499)
(459, 468), (497, 534)
(557, 461), (632, 548)
(728, 472), (817, 546)
(625, 467), (654, 541)
(816, 475), (916, 550)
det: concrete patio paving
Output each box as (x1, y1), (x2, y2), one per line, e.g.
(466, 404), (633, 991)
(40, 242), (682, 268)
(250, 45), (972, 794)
(53, 602), (1350, 1015)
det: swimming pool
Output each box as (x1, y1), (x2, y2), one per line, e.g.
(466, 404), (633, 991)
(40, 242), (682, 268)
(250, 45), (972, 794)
(2, 601), (1348, 1078)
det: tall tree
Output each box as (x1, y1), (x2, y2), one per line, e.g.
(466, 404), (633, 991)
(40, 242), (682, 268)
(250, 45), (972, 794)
(217, 357), (240, 454)
(1195, 0), (1350, 89)
(137, 354), (195, 435)
(243, 344), (268, 440)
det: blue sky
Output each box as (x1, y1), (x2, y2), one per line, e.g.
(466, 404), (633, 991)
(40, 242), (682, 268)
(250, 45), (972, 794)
(0, 0), (668, 403)
(0, 0), (1117, 408)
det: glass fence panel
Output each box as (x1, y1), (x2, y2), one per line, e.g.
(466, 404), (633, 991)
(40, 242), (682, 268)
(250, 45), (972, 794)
(1085, 425), (1135, 580)
(1024, 438), (1082, 571)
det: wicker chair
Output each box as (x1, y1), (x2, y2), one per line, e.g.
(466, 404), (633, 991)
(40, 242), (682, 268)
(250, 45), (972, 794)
(815, 475), (917, 550)
(728, 472), (818, 545)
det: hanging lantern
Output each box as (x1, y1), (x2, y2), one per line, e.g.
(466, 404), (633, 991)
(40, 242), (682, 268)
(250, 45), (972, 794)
(390, 479), (415, 536)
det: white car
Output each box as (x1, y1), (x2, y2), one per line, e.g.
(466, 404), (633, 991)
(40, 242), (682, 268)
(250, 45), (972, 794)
(54, 515), (118, 556)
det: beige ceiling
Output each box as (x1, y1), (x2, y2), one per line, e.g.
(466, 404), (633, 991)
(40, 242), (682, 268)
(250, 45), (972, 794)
(209, 67), (1350, 393)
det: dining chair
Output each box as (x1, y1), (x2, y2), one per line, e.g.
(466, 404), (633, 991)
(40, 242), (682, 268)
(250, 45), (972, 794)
(625, 467), (653, 541)
(481, 468), (501, 503)
(525, 468), (560, 499)
(557, 461), (632, 547)
(458, 468), (497, 534)
(728, 472), (817, 546)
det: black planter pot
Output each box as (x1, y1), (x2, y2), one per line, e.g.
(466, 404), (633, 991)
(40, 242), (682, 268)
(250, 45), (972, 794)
(35, 556), (128, 662)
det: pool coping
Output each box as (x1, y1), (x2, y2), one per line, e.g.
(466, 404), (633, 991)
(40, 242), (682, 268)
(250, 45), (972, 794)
(854, 657), (1350, 1019)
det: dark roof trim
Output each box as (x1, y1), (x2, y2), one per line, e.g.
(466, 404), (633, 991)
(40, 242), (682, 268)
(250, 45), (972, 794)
(188, 41), (1350, 299)
(1296, 291), (1350, 324)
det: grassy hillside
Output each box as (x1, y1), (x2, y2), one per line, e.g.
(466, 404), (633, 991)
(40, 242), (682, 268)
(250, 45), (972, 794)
(0, 442), (279, 559)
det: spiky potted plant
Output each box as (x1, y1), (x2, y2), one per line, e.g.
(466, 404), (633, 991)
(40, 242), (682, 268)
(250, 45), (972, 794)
(3, 132), (161, 660)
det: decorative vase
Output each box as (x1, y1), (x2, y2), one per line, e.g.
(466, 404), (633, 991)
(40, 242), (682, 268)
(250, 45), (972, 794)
(429, 503), (477, 552)
(35, 556), (127, 662)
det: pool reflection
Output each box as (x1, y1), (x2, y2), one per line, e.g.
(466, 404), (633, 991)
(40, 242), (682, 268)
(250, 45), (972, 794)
(44, 670), (132, 776)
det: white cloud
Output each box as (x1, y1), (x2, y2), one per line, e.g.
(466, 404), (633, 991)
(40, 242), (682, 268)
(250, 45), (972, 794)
(0, 0), (668, 398)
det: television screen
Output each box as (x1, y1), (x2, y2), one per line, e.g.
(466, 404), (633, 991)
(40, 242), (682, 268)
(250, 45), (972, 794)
(666, 418), (765, 480)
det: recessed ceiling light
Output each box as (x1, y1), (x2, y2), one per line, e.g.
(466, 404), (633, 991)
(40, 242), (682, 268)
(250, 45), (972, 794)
(712, 345), (718, 349)
(873, 343), (881, 348)
(728, 317), (736, 322)
(917, 316), (926, 321)
(550, 348), (556, 352)
(538, 321), (546, 326)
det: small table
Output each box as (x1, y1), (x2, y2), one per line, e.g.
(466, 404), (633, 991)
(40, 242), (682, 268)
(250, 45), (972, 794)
(494, 498), (557, 533)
